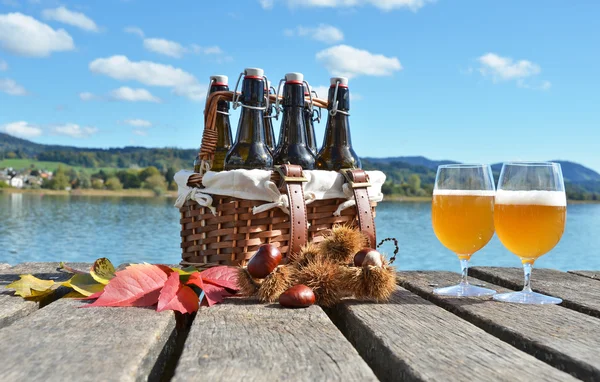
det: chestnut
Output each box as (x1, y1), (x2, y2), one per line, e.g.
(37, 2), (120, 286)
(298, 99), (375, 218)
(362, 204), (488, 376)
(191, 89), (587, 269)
(247, 244), (282, 279)
(279, 284), (315, 308)
(362, 249), (383, 268)
(353, 248), (371, 266)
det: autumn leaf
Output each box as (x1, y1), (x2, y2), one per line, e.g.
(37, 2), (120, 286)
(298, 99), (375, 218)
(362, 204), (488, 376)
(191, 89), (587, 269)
(63, 274), (105, 297)
(6, 275), (56, 299)
(63, 290), (86, 298)
(199, 266), (239, 291)
(89, 258), (116, 285)
(84, 264), (170, 308)
(157, 272), (199, 314)
(58, 262), (86, 274)
(186, 272), (233, 307)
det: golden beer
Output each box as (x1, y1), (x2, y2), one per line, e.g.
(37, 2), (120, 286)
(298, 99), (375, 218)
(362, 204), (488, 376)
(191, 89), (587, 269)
(494, 190), (566, 263)
(432, 190), (495, 260)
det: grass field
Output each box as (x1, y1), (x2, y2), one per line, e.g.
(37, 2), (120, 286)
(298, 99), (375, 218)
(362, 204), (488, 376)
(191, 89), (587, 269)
(0, 159), (116, 175)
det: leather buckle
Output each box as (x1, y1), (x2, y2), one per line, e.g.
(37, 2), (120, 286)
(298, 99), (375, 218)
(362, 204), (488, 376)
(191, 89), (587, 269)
(342, 169), (371, 188)
(275, 165), (308, 183)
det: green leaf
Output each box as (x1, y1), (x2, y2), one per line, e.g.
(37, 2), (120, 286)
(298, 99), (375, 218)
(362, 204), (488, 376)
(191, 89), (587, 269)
(63, 274), (105, 297)
(90, 258), (116, 285)
(170, 266), (198, 283)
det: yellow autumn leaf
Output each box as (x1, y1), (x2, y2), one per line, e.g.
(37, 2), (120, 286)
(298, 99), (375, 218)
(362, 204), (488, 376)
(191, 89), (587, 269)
(63, 274), (105, 297)
(6, 275), (56, 298)
(63, 290), (86, 298)
(89, 258), (116, 285)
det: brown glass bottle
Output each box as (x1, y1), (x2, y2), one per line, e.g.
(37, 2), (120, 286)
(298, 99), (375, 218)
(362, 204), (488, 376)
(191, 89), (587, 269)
(199, 75), (232, 172)
(273, 73), (316, 169)
(303, 85), (318, 156)
(224, 68), (273, 170)
(316, 77), (361, 171)
(263, 80), (276, 152)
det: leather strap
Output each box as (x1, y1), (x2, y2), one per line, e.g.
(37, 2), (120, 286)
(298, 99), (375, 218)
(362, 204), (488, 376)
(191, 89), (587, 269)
(343, 169), (376, 248)
(277, 165), (308, 258)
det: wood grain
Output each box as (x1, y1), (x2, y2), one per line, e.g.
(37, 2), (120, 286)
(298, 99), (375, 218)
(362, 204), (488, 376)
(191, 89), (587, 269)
(470, 267), (600, 318)
(173, 298), (378, 382)
(398, 271), (600, 381)
(0, 262), (90, 329)
(568, 270), (599, 281)
(327, 286), (575, 382)
(0, 299), (176, 381)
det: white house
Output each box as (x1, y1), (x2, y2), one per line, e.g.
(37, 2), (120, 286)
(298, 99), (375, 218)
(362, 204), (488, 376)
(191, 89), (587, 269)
(9, 177), (24, 189)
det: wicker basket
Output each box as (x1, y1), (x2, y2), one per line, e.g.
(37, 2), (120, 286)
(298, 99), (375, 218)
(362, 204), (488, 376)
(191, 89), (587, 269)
(180, 91), (377, 270)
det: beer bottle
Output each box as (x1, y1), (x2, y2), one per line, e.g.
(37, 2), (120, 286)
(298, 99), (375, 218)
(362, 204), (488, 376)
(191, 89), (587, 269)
(224, 68), (273, 170)
(316, 77), (361, 171)
(273, 72), (316, 169)
(303, 85), (318, 156)
(263, 80), (276, 152)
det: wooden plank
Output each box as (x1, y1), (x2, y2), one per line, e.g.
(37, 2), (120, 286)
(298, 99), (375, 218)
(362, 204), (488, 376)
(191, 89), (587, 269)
(568, 270), (600, 280)
(470, 267), (600, 318)
(0, 299), (176, 381)
(327, 286), (576, 382)
(398, 271), (600, 381)
(173, 298), (378, 382)
(0, 262), (90, 329)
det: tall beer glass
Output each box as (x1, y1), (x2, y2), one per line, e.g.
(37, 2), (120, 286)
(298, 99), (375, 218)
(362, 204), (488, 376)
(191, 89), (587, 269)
(432, 164), (496, 296)
(493, 162), (566, 304)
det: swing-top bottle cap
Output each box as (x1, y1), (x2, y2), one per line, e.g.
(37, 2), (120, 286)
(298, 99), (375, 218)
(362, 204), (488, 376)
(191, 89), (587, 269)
(303, 83), (311, 95)
(330, 77), (349, 87)
(244, 68), (264, 78)
(210, 75), (228, 85)
(285, 72), (304, 83)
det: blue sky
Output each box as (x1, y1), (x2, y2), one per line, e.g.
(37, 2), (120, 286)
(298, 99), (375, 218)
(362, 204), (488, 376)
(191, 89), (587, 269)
(1, 0), (599, 171)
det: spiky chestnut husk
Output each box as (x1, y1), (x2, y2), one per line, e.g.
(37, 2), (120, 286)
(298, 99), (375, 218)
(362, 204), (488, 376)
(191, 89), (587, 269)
(257, 266), (296, 303)
(288, 242), (322, 267)
(236, 267), (262, 297)
(341, 265), (397, 302)
(294, 258), (345, 307)
(319, 225), (368, 265)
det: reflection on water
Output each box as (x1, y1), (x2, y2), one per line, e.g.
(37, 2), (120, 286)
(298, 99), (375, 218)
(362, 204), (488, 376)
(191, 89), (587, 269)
(1, 193), (599, 271)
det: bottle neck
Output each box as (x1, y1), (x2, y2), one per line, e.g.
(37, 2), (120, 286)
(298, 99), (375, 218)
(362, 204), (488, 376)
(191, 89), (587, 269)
(279, 83), (308, 145)
(235, 77), (267, 144)
(210, 84), (229, 111)
(241, 77), (265, 107)
(324, 86), (352, 147)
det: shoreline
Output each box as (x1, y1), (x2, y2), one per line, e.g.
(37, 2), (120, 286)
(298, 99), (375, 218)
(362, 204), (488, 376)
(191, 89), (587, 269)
(2, 188), (599, 204)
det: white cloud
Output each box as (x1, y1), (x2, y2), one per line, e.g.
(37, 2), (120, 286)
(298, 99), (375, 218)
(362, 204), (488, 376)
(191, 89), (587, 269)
(110, 86), (161, 103)
(0, 58), (7, 71)
(264, 0), (431, 11)
(143, 38), (186, 58)
(1, 121), (42, 138)
(124, 119), (152, 127)
(53, 123), (97, 138)
(132, 129), (147, 136)
(0, 13), (74, 57)
(89, 55), (196, 87)
(42, 6), (99, 32)
(124, 26), (144, 38)
(79, 91), (96, 101)
(285, 24), (343, 44)
(0, 78), (27, 95)
(316, 44), (402, 78)
(89, 55), (206, 102)
(477, 53), (550, 90)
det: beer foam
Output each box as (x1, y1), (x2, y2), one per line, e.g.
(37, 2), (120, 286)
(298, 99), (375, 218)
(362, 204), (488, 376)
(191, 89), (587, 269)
(495, 190), (566, 206)
(433, 189), (496, 196)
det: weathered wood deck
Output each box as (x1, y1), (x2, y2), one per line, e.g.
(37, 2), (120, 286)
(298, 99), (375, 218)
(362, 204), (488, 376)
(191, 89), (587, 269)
(1, 263), (598, 382)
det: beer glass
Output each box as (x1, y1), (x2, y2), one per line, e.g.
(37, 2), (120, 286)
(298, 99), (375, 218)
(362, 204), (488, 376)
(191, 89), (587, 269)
(432, 164), (497, 296)
(493, 162), (566, 304)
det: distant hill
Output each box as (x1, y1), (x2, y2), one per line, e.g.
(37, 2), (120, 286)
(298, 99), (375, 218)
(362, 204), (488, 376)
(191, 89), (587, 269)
(1, 132), (599, 199)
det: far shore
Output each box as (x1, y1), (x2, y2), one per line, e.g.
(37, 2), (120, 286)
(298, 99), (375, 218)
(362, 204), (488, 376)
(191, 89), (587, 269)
(1, 188), (598, 204)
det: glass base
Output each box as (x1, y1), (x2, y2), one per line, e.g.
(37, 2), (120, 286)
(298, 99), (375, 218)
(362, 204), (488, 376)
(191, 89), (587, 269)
(493, 291), (562, 305)
(433, 283), (496, 297)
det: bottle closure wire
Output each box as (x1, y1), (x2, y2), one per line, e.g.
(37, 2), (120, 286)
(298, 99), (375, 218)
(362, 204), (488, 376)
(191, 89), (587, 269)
(330, 79), (350, 117)
(231, 71), (270, 112)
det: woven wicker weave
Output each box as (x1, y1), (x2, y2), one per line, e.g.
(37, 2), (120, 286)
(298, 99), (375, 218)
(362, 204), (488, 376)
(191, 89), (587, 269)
(180, 90), (377, 270)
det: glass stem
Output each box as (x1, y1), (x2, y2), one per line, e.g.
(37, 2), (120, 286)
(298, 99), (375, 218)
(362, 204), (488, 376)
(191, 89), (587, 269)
(459, 259), (470, 286)
(522, 262), (533, 293)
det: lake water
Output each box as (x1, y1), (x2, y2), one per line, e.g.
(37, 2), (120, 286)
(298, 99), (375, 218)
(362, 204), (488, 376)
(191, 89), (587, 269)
(1, 193), (599, 272)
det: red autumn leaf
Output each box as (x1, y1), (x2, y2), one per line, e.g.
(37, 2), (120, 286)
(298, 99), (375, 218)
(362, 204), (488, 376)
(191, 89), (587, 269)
(186, 273), (233, 307)
(84, 264), (170, 308)
(157, 272), (199, 314)
(199, 266), (239, 291)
